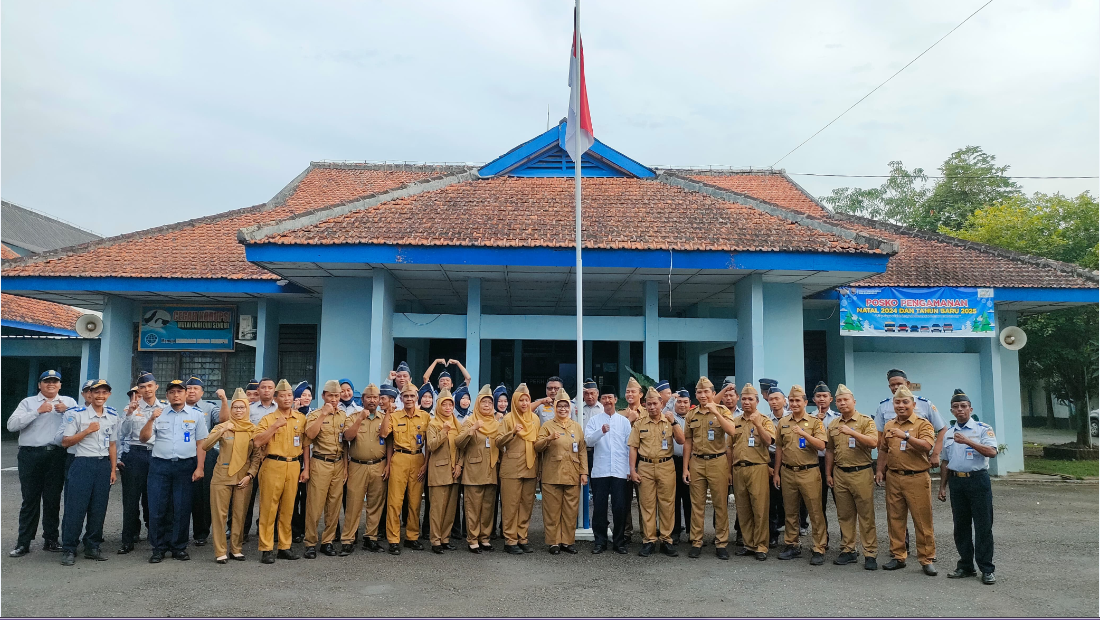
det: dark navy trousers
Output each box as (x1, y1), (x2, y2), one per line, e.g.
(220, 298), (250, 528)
(15, 446), (66, 546)
(591, 476), (630, 548)
(148, 456), (196, 553)
(949, 470), (995, 574)
(119, 447), (151, 544)
(61, 456), (112, 553)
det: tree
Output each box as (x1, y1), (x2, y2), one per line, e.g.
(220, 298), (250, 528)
(908, 146), (1021, 231)
(821, 161), (929, 224)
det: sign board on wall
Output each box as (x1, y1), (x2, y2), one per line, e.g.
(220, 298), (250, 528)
(838, 287), (995, 337)
(139, 305), (236, 351)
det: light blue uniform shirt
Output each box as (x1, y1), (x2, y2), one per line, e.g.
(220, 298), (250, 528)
(814, 408), (840, 457)
(942, 417), (997, 473)
(150, 404), (209, 460)
(194, 400), (221, 452)
(6, 392), (79, 447)
(118, 398), (162, 454)
(249, 400), (277, 425)
(874, 396), (945, 433)
(61, 406), (118, 458)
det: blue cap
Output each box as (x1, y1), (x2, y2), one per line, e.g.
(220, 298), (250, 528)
(438, 370), (451, 380)
(136, 371), (155, 385)
(759, 378), (778, 392)
(396, 361), (411, 374)
(165, 379), (186, 391)
(89, 379), (112, 391)
(245, 379), (259, 391)
(81, 379), (95, 392)
(767, 386), (784, 396)
(676, 388), (691, 399)
(184, 376), (203, 387)
(583, 378), (598, 390)
(339, 378), (354, 391)
(293, 381), (311, 400)
(379, 384), (399, 399)
(39, 369), (62, 381)
(654, 380), (670, 392)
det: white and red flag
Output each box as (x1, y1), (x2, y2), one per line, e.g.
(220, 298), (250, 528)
(566, 9), (594, 160)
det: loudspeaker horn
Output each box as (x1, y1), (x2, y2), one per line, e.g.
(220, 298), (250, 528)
(75, 314), (103, 338)
(998, 326), (1027, 350)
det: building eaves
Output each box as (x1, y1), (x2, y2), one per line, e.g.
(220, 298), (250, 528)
(656, 172), (898, 255)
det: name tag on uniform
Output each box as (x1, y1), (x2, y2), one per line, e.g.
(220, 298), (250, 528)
(747, 437), (755, 447)
(485, 437), (491, 448)
(848, 437), (856, 449)
(965, 448), (975, 460)
(899, 440), (907, 451)
(379, 437), (385, 446)
(339, 432), (345, 443)
(798, 437), (806, 449)
(184, 431), (191, 443)
(293, 436), (301, 447)
(572, 442), (579, 453)
(661, 439), (669, 450)
(707, 429), (715, 441)
(416, 434), (423, 446)
(104, 432), (110, 450)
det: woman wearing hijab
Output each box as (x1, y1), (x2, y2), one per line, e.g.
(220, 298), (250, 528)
(493, 384), (510, 420)
(449, 385), (471, 541)
(200, 388), (263, 563)
(497, 384), (540, 554)
(418, 383), (436, 415)
(426, 389), (463, 553)
(455, 385), (502, 553)
(293, 382), (313, 415)
(535, 390), (589, 554)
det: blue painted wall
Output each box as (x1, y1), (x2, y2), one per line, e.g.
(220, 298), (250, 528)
(319, 278), (373, 387)
(760, 282), (806, 391)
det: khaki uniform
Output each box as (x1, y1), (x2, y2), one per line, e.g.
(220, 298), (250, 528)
(303, 408), (347, 547)
(627, 415), (676, 544)
(201, 428), (263, 557)
(775, 413), (828, 552)
(684, 404), (734, 548)
(455, 416), (501, 546)
(426, 417), (461, 546)
(535, 418), (588, 546)
(256, 411), (306, 552)
(342, 411), (388, 544)
(385, 408), (430, 544)
(730, 413), (775, 553)
(497, 416), (539, 546)
(827, 412), (878, 556)
(882, 415), (936, 564)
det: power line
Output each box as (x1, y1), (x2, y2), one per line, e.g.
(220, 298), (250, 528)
(789, 173), (1097, 180)
(770, 0), (995, 168)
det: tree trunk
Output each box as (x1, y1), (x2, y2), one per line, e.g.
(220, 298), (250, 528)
(1045, 385), (1056, 428)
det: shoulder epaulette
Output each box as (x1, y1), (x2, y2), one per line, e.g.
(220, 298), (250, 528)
(879, 398), (890, 404)
(70, 406), (87, 413)
(106, 407), (118, 416)
(917, 396), (929, 402)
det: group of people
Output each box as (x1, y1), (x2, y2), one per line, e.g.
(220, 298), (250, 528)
(7, 362), (998, 584)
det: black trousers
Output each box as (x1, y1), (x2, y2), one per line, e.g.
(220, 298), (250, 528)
(672, 456), (691, 538)
(818, 457), (832, 542)
(293, 480), (308, 539)
(148, 457), (196, 553)
(191, 450), (217, 541)
(61, 456), (112, 553)
(949, 470), (995, 574)
(591, 476), (629, 548)
(120, 448), (151, 545)
(450, 486), (465, 541)
(15, 446), (66, 546)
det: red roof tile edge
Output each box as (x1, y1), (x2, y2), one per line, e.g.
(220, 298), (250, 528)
(663, 167), (834, 212)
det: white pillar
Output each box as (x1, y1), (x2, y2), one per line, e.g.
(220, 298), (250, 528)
(319, 277), (372, 386)
(643, 280), (659, 378)
(368, 271), (395, 386)
(98, 295), (134, 410)
(465, 278), (482, 389)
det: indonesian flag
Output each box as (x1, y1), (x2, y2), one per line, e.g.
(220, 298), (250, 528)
(566, 12), (594, 161)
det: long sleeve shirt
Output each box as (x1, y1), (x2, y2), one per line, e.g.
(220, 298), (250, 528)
(6, 392), (78, 447)
(118, 398), (161, 455)
(583, 410), (631, 479)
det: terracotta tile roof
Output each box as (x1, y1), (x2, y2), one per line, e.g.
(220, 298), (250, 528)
(1, 165), (458, 279)
(680, 171), (829, 216)
(1, 244), (17, 259)
(255, 176), (876, 253)
(1, 293), (83, 332)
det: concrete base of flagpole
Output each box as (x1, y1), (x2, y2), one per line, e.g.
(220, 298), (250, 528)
(573, 527), (595, 541)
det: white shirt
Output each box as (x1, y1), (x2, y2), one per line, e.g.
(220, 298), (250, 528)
(578, 400), (603, 425)
(672, 409), (689, 456)
(875, 396), (945, 433)
(942, 417), (997, 473)
(6, 392), (78, 447)
(62, 406), (118, 458)
(339, 401), (364, 415)
(119, 398), (161, 454)
(249, 400), (277, 425)
(814, 408), (840, 457)
(584, 410), (632, 479)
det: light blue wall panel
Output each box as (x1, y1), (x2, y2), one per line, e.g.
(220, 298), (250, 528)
(480, 315), (645, 341)
(99, 295), (134, 409)
(392, 314), (467, 339)
(760, 282), (805, 391)
(319, 278), (372, 387)
(850, 352), (982, 422)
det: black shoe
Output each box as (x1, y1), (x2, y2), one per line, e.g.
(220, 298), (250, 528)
(339, 544), (354, 557)
(389, 543), (401, 555)
(480, 542), (494, 552)
(320, 543), (338, 557)
(231, 553), (246, 561)
(688, 546), (702, 559)
(292, 534), (304, 543)
(149, 551), (164, 563)
(882, 559), (906, 570)
(834, 551), (857, 565)
(505, 544), (523, 555)
(467, 545), (481, 554)
(173, 550), (190, 561)
(277, 549), (300, 560)
(43, 540), (62, 552)
(193, 537), (207, 547)
(638, 542), (654, 557)
(661, 543), (679, 557)
(9, 544), (29, 558)
(117, 543), (134, 555)
(431, 545), (444, 554)
(84, 548), (108, 561)
(733, 535), (744, 547)
(922, 563), (937, 576)
(734, 547), (754, 556)
(592, 544), (605, 554)
(303, 546), (317, 559)
(561, 544), (577, 554)
(755, 551), (768, 561)
(261, 550), (275, 564)
(716, 547), (730, 560)
(948, 568), (977, 579)
(778, 546), (802, 560)
(404, 540), (424, 551)
(810, 552), (825, 566)
(61, 550), (76, 566)
(365, 540), (382, 553)
(982, 572), (996, 585)
(768, 536), (779, 549)
(548, 545), (561, 555)
(614, 546), (628, 554)
(864, 557), (878, 570)
(445, 542), (458, 551)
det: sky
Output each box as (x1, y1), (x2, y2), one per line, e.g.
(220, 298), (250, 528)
(2, 0), (1097, 237)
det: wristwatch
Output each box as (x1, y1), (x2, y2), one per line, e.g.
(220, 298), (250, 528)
(671, 420), (679, 426)
(904, 431), (910, 440)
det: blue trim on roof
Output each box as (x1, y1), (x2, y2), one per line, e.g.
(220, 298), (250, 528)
(478, 120), (655, 179)
(1, 319), (80, 337)
(246, 243), (888, 272)
(0, 277), (311, 295)
(810, 287), (1098, 303)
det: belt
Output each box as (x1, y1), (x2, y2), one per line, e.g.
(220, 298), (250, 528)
(128, 444), (152, 450)
(782, 463), (816, 472)
(692, 453), (723, 460)
(265, 455), (300, 462)
(393, 448), (421, 455)
(733, 461), (764, 468)
(837, 463), (873, 473)
(22, 445), (62, 451)
(311, 454), (342, 463)
(638, 456), (671, 464)
(350, 457), (385, 465)
(74, 455), (109, 460)
(888, 468), (928, 476)
(153, 456), (196, 463)
(953, 470), (987, 478)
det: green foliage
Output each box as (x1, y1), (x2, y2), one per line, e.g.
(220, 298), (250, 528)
(821, 161), (929, 224)
(1024, 456), (1099, 479)
(623, 366), (656, 391)
(841, 313), (863, 331)
(972, 313), (993, 332)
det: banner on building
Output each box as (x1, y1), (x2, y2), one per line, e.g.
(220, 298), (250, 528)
(838, 287), (995, 337)
(139, 305), (236, 351)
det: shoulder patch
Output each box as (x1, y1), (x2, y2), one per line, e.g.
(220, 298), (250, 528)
(917, 396), (928, 402)
(71, 406), (87, 413)
(879, 398), (890, 404)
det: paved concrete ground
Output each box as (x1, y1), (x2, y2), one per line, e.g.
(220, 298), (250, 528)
(1023, 426), (1088, 447)
(1, 439), (1097, 617)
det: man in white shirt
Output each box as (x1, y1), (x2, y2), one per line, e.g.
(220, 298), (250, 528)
(671, 389), (693, 543)
(584, 385), (631, 554)
(59, 379), (118, 566)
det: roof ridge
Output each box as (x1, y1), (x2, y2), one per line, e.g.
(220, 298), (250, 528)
(1, 199), (104, 239)
(310, 161), (474, 173)
(655, 172), (899, 255)
(829, 213), (1100, 285)
(238, 169), (480, 243)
